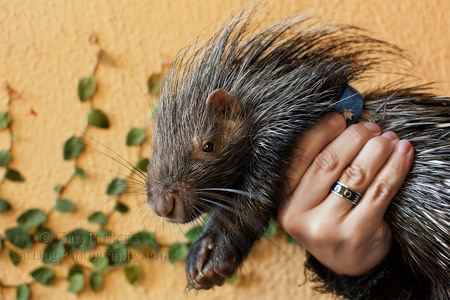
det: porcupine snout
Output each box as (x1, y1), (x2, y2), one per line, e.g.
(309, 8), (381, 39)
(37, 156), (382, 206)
(146, 182), (192, 223)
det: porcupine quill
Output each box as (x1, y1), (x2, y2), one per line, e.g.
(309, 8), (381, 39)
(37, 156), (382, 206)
(146, 4), (449, 299)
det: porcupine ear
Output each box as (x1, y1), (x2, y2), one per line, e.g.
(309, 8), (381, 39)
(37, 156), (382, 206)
(206, 89), (241, 119)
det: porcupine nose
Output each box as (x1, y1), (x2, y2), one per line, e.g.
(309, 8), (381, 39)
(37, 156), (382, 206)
(147, 191), (182, 221)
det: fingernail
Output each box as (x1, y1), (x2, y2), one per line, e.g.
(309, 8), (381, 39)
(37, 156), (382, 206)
(397, 140), (412, 154)
(362, 122), (381, 133)
(381, 131), (399, 141)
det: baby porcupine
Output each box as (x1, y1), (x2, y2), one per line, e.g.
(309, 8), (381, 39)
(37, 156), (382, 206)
(146, 5), (450, 299)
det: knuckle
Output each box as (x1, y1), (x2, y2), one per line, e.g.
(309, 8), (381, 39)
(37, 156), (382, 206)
(371, 180), (392, 204)
(315, 149), (339, 172)
(368, 136), (392, 153)
(388, 157), (406, 173)
(347, 124), (370, 144)
(343, 163), (366, 186)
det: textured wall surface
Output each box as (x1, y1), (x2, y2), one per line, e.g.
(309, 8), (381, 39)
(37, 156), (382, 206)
(0, 0), (449, 299)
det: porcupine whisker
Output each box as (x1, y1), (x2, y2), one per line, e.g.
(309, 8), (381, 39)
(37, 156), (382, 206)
(87, 165), (147, 190)
(117, 191), (147, 198)
(123, 67), (153, 111)
(138, 209), (153, 231)
(189, 212), (207, 231)
(191, 206), (209, 224)
(119, 181), (147, 189)
(117, 188), (147, 195)
(81, 132), (148, 182)
(198, 188), (254, 198)
(88, 166), (147, 186)
(198, 192), (238, 205)
(192, 205), (224, 227)
(196, 198), (229, 213)
(83, 143), (148, 183)
(198, 198), (236, 214)
(129, 200), (148, 211)
(121, 185), (147, 193)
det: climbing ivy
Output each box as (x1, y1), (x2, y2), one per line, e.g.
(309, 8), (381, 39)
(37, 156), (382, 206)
(0, 34), (294, 300)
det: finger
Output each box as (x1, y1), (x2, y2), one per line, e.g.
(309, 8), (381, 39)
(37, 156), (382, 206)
(323, 131), (399, 212)
(285, 113), (346, 195)
(349, 140), (414, 227)
(291, 121), (381, 211)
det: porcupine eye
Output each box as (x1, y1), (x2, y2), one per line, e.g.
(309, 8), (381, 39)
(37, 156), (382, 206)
(202, 142), (214, 153)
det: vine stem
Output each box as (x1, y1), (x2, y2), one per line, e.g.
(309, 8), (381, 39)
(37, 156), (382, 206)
(0, 84), (19, 186)
(48, 35), (102, 218)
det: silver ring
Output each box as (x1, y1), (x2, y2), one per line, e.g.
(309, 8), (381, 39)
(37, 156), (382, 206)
(330, 181), (361, 205)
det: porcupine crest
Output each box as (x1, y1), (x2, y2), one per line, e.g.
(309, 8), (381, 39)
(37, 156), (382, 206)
(147, 5), (450, 299)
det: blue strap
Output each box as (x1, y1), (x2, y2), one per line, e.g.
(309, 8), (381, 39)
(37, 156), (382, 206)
(335, 85), (364, 127)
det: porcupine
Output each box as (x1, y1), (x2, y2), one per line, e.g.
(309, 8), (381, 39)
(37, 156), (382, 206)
(145, 6), (450, 300)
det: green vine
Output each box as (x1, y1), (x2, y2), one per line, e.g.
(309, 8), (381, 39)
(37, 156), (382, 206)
(0, 34), (297, 300)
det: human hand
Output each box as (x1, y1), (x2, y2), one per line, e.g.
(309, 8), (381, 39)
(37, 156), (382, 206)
(277, 113), (414, 276)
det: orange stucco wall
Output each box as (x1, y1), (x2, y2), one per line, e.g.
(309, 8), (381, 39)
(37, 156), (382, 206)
(0, 1), (449, 299)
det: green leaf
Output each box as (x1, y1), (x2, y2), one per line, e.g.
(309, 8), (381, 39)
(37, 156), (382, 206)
(5, 169), (24, 182)
(0, 111), (11, 129)
(54, 198), (76, 212)
(16, 284), (30, 300)
(5, 227), (32, 249)
(0, 150), (11, 166)
(147, 73), (161, 97)
(30, 267), (54, 286)
(168, 242), (189, 263)
(89, 272), (103, 292)
(185, 225), (204, 244)
(114, 202), (128, 213)
(97, 228), (111, 238)
(126, 127), (146, 146)
(106, 178), (127, 195)
(90, 255), (109, 274)
(74, 167), (86, 179)
(124, 261), (142, 285)
(42, 240), (65, 264)
(286, 233), (299, 244)
(68, 273), (84, 294)
(135, 158), (149, 172)
(151, 103), (159, 119)
(202, 214), (209, 223)
(78, 77), (97, 102)
(68, 264), (83, 277)
(9, 250), (21, 265)
(34, 227), (53, 243)
(0, 198), (12, 213)
(106, 241), (129, 266)
(88, 211), (107, 225)
(66, 229), (96, 251)
(87, 109), (109, 129)
(63, 136), (85, 160)
(225, 272), (241, 285)
(53, 185), (62, 194)
(17, 209), (46, 228)
(127, 231), (159, 252)
(264, 220), (278, 238)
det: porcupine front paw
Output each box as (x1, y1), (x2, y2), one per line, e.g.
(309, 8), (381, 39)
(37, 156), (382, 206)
(185, 233), (239, 291)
